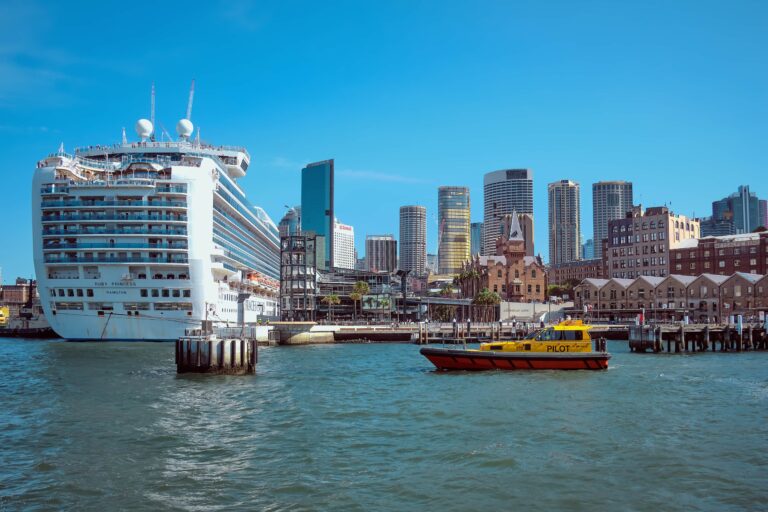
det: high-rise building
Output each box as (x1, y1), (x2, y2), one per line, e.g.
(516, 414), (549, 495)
(548, 180), (581, 265)
(482, 169), (533, 256)
(301, 160), (334, 269)
(592, 181), (633, 259)
(760, 200), (768, 230)
(333, 220), (355, 270)
(708, 185), (760, 234)
(438, 186), (470, 275)
(366, 235), (397, 273)
(278, 205), (301, 237)
(399, 206), (427, 275)
(426, 253), (438, 274)
(470, 222), (484, 256)
(582, 238), (595, 260)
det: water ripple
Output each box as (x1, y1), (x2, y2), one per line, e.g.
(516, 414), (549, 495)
(0, 339), (767, 510)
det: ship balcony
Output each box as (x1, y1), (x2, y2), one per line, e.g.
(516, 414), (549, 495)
(42, 242), (189, 251)
(40, 185), (70, 195)
(40, 200), (187, 209)
(42, 227), (188, 237)
(211, 261), (237, 278)
(41, 213), (188, 223)
(44, 255), (189, 265)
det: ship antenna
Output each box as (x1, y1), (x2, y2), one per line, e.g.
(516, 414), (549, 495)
(159, 123), (173, 142)
(122, 127), (127, 144)
(186, 79), (195, 121)
(195, 127), (200, 145)
(150, 82), (156, 141)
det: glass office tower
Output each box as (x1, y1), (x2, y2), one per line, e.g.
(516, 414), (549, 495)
(438, 186), (470, 275)
(301, 160), (334, 269)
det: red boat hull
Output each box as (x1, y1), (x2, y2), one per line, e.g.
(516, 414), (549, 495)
(420, 347), (610, 371)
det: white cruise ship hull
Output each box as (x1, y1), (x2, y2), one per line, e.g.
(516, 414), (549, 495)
(33, 135), (280, 341)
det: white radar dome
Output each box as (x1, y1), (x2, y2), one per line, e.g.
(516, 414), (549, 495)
(176, 118), (194, 138)
(135, 118), (153, 139)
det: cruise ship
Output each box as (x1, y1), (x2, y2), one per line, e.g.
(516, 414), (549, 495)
(32, 109), (280, 340)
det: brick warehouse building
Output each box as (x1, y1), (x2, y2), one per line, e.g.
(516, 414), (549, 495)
(605, 205), (700, 279)
(548, 258), (604, 286)
(669, 232), (768, 277)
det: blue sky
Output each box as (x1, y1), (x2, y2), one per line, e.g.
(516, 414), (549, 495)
(1, 0), (767, 281)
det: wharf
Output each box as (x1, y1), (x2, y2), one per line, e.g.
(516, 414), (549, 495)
(615, 323), (768, 353)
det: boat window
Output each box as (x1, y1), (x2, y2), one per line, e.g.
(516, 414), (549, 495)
(563, 331), (584, 341)
(536, 328), (558, 341)
(490, 345), (503, 351)
(524, 344), (531, 351)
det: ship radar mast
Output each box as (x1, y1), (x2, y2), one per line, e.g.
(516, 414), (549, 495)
(176, 79), (195, 141)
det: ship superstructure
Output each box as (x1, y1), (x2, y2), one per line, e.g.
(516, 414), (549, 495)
(32, 107), (280, 340)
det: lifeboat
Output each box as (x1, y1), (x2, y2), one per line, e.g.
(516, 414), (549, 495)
(420, 320), (610, 371)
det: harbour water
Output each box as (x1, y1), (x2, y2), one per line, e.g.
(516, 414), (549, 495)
(1, 338), (766, 511)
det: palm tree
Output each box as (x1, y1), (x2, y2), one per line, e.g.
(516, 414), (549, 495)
(321, 294), (341, 322)
(473, 287), (501, 322)
(380, 297), (391, 323)
(351, 281), (370, 321)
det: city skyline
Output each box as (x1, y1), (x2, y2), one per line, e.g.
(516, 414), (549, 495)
(1, 1), (767, 280)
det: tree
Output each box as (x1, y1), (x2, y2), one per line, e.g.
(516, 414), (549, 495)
(440, 283), (454, 297)
(321, 294), (341, 322)
(380, 297), (391, 322)
(473, 287), (501, 322)
(351, 281), (370, 321)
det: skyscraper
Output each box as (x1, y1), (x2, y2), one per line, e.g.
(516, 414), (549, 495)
(366, 235), (397, 273)
(482, 169), (533, 256)
(333, 220), (355, 270)
(438, 186), (470, 275)
(470, 222), (484, 256)
(709, 185), (760, 234)
(399, 205), (427, 275)
(548, 180), (581, 265)
(301, 160), (334, 269)
(592, 181), (633, 259)
(760, 200), (768, 230)
(278, 205), (301, 237)
(582, 238), (595, 260)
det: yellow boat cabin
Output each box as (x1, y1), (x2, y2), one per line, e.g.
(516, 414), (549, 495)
(479, 320), (593, 353)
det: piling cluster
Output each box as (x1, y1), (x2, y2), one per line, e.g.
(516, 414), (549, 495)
(176, 337), (257, 374)
(628, 324), (768, 353)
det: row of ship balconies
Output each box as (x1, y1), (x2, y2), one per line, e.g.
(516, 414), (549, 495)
(40, 184), (188, 195)
(42, 212), (188, 222)
(43, 226), (188, 236)
(40, 199), (187, 209)
(42, 241), (188, 251)
(44, 254), (190, 264)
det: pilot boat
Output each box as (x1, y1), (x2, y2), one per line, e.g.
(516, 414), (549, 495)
(420, 320), (610, 371)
